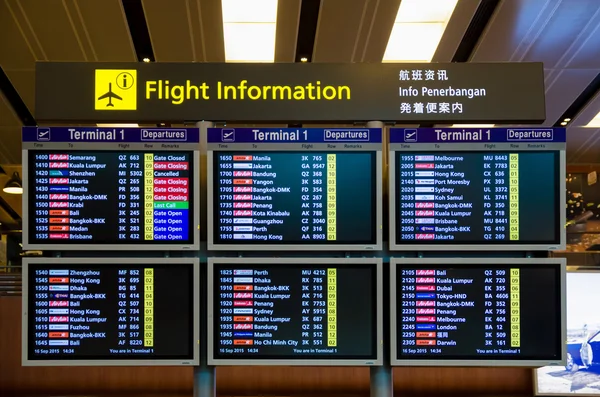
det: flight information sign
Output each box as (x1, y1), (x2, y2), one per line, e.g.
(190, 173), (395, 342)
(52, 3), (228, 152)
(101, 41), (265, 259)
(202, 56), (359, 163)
(22, 257), (200, 366)
(389, 128), (566, 251)
(207, 128), (383, 251)
(208, 258), (383, 365)
(391, 258), (566, 367)
(22, 127), (200, 251)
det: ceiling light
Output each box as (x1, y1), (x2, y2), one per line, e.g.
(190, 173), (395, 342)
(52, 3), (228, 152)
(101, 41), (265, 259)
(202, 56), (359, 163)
(586, 111), (600, 127)
(222, 0), (278, 62)
(3, 172), (22, 195)
(451, 124), (495, 128)
(560, 121), (568, 126)
(563, 118), (571, 122)
(300, 57), (308, 63)
(142, 58), (151, 63)
(383, 0), (458, 62)
(96, 123), (140, 128)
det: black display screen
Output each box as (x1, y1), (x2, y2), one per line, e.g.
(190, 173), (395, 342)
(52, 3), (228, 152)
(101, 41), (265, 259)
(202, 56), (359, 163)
(395, 263), (562, 361)
(212, 151), (377, 246)
(27, 151), (194, 246)
(212, 262), (378, 360)
(394, 151), (560, 245)
(27, 262), (194, 361)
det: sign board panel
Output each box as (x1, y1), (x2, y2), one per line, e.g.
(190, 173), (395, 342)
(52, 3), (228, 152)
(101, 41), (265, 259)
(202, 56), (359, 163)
(207, 128), (383, 251)
(23, 257), (200, 366)
(35, 62), (545, 123)
(22, 127), (200, 251)
(208, 257), (383, 366)
(389, 128), (566, 251)
(391, 257), (566, 367)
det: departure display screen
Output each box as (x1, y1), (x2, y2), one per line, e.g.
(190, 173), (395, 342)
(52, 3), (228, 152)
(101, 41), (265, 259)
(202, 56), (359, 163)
(27, 150), (194, 245)
(389, 127), (566, 250)
(211, 261), (379, 361)
(212, 151), (376, 245)
(394, 151), (560, 244)
(394, 262), (563, 361)
(26, 260), (195, 361)
(208, 127), (383, 250)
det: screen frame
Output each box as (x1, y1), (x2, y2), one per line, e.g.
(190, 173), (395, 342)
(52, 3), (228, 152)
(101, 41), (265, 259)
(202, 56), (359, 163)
(388, 149), (567, 251)
(390, 257), (567, 367)
(21, 257), (200, 366)
(533, 266), (600, 396)
(21, 149), (201, 251)
(206, 150), (383, 251)
(207, 257), (383, 366)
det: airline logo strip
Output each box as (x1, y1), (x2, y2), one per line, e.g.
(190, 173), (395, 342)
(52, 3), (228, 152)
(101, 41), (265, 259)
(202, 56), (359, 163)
(413, 270), (438, 345)
(48, 270), (71, 345)
(232, 270), (254, 345)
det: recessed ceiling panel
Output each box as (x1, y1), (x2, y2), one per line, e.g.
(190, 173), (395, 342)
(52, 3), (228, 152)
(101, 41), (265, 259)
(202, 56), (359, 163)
(313, 0), (367, 62)
(566, 127), (600, 163)
(143, 0), (196, 62)
(471, 0), (554, 62)
(358, 0), (400, 63)
(18, 0), (86, 61)
(520, 0), (600, 68)
(0, 1), (37, 68)
(544, 68), (599, 125)
(75, 0), (136, 61)
(274, 0), (301, 62)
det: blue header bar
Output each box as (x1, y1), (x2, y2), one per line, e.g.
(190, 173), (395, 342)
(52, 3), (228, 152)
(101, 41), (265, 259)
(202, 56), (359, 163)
(389, 128), (566, 143)
(22, 127), (200, 143)
(207, 128), (382, 143)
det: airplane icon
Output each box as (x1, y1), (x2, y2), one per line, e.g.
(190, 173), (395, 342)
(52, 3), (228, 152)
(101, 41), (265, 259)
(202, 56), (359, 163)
(97, 83), (122, 107)
(221, 129), (235, 142)
(37, 127), (50, 141)
(404, 129), (417, 142)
